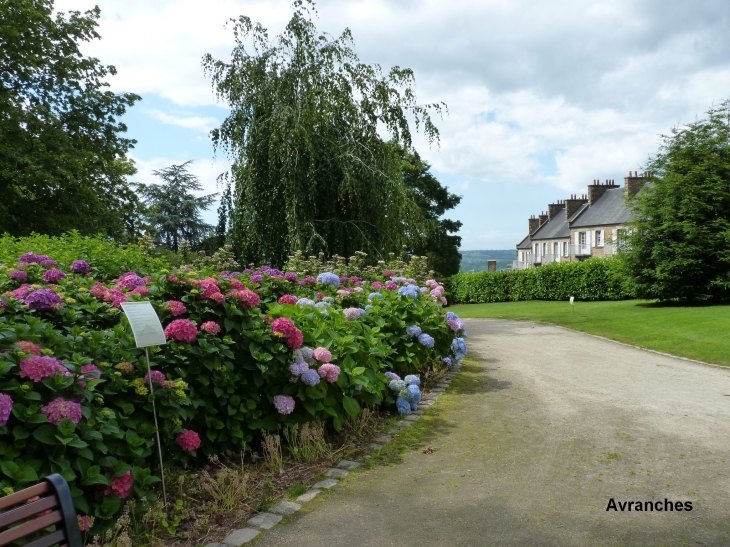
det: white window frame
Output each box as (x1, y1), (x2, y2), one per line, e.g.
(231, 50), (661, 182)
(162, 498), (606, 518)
(596, 230), (603, 247)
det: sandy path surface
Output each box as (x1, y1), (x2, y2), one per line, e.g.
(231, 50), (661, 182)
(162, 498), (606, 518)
(252, 319), (730, 546)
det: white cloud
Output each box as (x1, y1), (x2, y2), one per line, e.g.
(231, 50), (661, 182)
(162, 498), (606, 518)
(130, 155), (230, 196)
(144, 110), (219, 133)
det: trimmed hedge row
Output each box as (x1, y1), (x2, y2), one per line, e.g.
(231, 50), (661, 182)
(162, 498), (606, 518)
(447, 258), (633, 303)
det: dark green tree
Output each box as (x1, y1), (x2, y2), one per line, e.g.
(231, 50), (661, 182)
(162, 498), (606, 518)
(625, 99), (730, 302)
(0, 0), (142, 238)
(396, 145), (462, 276)
(135, 161), (218, 252)
(203, 0), (445, 267)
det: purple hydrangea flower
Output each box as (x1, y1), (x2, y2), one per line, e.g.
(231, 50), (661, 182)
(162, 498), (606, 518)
(42, 398), (82, 425)
(445, 311), (459, 322)
(24, 289), (62, 310)
(0, 299), (7, 309)
(300, 347), (314, 361)
(19, 252), (41, 263)
(71, 260), (91, 274)
(442, 356), (452, 367)
(273, 395), (295, 415)
(385, 372), (401, 381)
(284, 272), (298, 281)
(9, 270), (28, 281)
(417, 333), (435, 348)
(0, 394), (12, 427)
(297, 298), (315, 307)
(250, 274), (263, 283)
(290, 362), (309, 376)
(117, 272), (145, 290)
(43, 269), (67, 283)
(39, 259), (58, 267)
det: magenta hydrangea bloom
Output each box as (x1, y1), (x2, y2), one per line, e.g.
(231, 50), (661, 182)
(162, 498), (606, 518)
(301, 276), (316, 286)
(198, 278), (222, 300)
(271, 318), (303, 349)
(284, 272), (298, 281)
(0, 394), (13, 427)
(144, 370), (167, 385)
(24, 289), (62, 310)
(200, 321), (221, 334)
(80, 364), (100, 378)
(129, 285), (149, 296)
(385, 371), (401, 381)
(0, 299), (7, 309)
(370, 281), (384, 289)
(317, 363), (341, 383)
(273, 395), (295, 415)
(117, 272), (145, 290)
(176, 429), (201, 451)
(164, 319), (198, 343)
(278, 294), (298, 305)
(385, 281), (398, 291)
(77, 516), (91, 532)
(313, 347), (332, 362)
(43, 269), (67, 283)
(9, 270), (27, 281)
(19, 356), (69, 382)
(104, 471), (133, 499)
(71, 260), (91, 274)
(11, 284), (32, 299)
(39, 259), (58, 267)
(42, 398), (82, 425)
(165, 300), (187, 316)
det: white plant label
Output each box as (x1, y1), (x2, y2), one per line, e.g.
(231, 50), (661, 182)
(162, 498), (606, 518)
(120, 301), (167, 348)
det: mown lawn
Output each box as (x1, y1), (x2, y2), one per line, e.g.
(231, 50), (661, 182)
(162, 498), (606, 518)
(454, 300), (730, 366)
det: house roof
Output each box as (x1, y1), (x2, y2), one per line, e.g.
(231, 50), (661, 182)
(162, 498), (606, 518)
(516, 234), (532, 249)
(570, 188), (631, 228)
(567, 203), (589, 223)
(530, 212), (570, 240)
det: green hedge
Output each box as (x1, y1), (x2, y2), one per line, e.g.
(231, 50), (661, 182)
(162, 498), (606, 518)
(447, 258), (633, 303)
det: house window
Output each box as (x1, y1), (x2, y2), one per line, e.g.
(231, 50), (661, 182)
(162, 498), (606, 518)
(579, 232), (586, 245)
(563, 242), (567, 256)
(596, 230), (603, 247)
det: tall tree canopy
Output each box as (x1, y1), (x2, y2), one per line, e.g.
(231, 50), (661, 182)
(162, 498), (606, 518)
(625, 100), (730, 302)
(0, 0), (141, 238)
(204, 0), (445, 267)
(135, 162), (218, 252)
(397, 145), (462, 276)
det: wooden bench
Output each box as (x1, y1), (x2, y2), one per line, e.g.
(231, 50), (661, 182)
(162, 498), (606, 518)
(0, 474), (83, 547)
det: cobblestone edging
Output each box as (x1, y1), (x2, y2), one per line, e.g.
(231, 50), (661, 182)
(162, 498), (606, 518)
(204, 363), (462, 547)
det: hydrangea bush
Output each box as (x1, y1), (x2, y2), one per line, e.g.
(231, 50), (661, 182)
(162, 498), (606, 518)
(0, 251), (467, 524)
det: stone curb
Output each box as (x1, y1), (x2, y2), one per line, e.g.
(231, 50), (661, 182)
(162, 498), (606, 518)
(204, 364), (462, 546)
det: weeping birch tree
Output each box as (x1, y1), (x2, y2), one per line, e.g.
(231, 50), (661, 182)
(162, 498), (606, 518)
(202, 0), (445, 267)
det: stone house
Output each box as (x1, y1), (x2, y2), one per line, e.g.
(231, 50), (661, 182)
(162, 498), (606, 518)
(513, 172), (650, 269)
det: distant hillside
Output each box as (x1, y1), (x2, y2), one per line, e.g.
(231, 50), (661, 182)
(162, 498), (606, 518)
(459, 250), (516, 272)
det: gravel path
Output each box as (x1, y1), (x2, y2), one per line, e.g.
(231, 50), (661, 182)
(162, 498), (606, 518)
(252, 318), (730, 546)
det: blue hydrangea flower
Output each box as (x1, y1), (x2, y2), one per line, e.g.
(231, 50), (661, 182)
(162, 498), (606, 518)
(357, 308), (367, 316)
(290, 362), (309, 375)
(389, 379), (406, 392)
(396, 396), (412, 415)
(397, 284), (420, 299)
(300, 347), (314, 361)
(445, 311), (459, 322)
(442, 356), (452, 367)
(452, 337), (468, 357)
(301, 369), (321, 386)
(316, 272), (340, 287)
(369, 292), (383, 300)
(365, 304), (373, 310)
(404, 375), (420, 386)
(297, 298), (315, 307)
(406, 384), (421, 404)
(417, 333), (435, 348)
(410, 401), (418, 411)
(406, 325), (422, 337)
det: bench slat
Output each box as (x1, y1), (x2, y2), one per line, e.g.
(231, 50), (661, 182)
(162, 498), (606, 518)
(22, 528), (67, 547)
(0, 509), (62, 546)
(0, 495), (59, 529)
(0, 483), (51, 512)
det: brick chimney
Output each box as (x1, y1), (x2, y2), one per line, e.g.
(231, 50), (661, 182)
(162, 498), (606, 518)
(624, 171), (650, 197)
(548, 200), (565, 220)
(587, 179), (620, 205)
(528, 215), (540, 234)
(538, 211), (549, 226)
(565, 194), (588, 220)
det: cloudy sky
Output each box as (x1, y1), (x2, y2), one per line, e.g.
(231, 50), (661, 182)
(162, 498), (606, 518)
(55, 0), (730, 250)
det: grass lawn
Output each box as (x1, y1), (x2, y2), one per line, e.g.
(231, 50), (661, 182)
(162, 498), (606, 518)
(454, 300), (730, 366)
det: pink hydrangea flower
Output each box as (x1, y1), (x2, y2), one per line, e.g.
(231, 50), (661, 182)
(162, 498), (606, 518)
(104, 471), (133, 499)
(420, 286), (430, 293)
(176, 429), (201, 451)
(129, 286), (149, 296)
(19, 356), (69, 382)
(370, 281), (384, 289)
(447, 319), (462, 333)
(81, 364), (100, 378)
(278, 294), (298, 305)
(43, 269), (67, 283)
(384, 270), (393, 276)
(273, 395), (295, 414)
(42, 398), (82, 425)
(210, 292), (225, 303)
(77, 515), (92, 532)
(271, 318), (303, 349)
(385, 281), (397, 291)
(200, 321), (221, 334)
(164, 319), (198, 343)
(198, 278), (222, 300)
(353, 287), (364, 293)
(0, 394), (13, 426)
(165, 300), (187, 316)
(16, 341), (41, 355)
(11, 284), (32, 299)
(343, 308), (361, 320)
(426, 279), (439, 289)
(317, 363), (341, 383)
(430, 287), (444, 298)
(144, 370), (166, 385)
(227, 289), (260, 308)
(313, 347), (332, 362)
(301, 276), (316, 285)
(440, 296), (448, 305)
(228, 279), (244, 290)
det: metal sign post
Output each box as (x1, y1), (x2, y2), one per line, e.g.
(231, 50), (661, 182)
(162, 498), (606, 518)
(120, 301), (168, 505)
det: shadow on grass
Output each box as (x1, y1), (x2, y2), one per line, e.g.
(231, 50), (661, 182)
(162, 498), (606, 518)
(634, 300), (730, 308)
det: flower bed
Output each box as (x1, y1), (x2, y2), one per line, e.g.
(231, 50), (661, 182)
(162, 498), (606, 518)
(0, 254), (467, 526)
